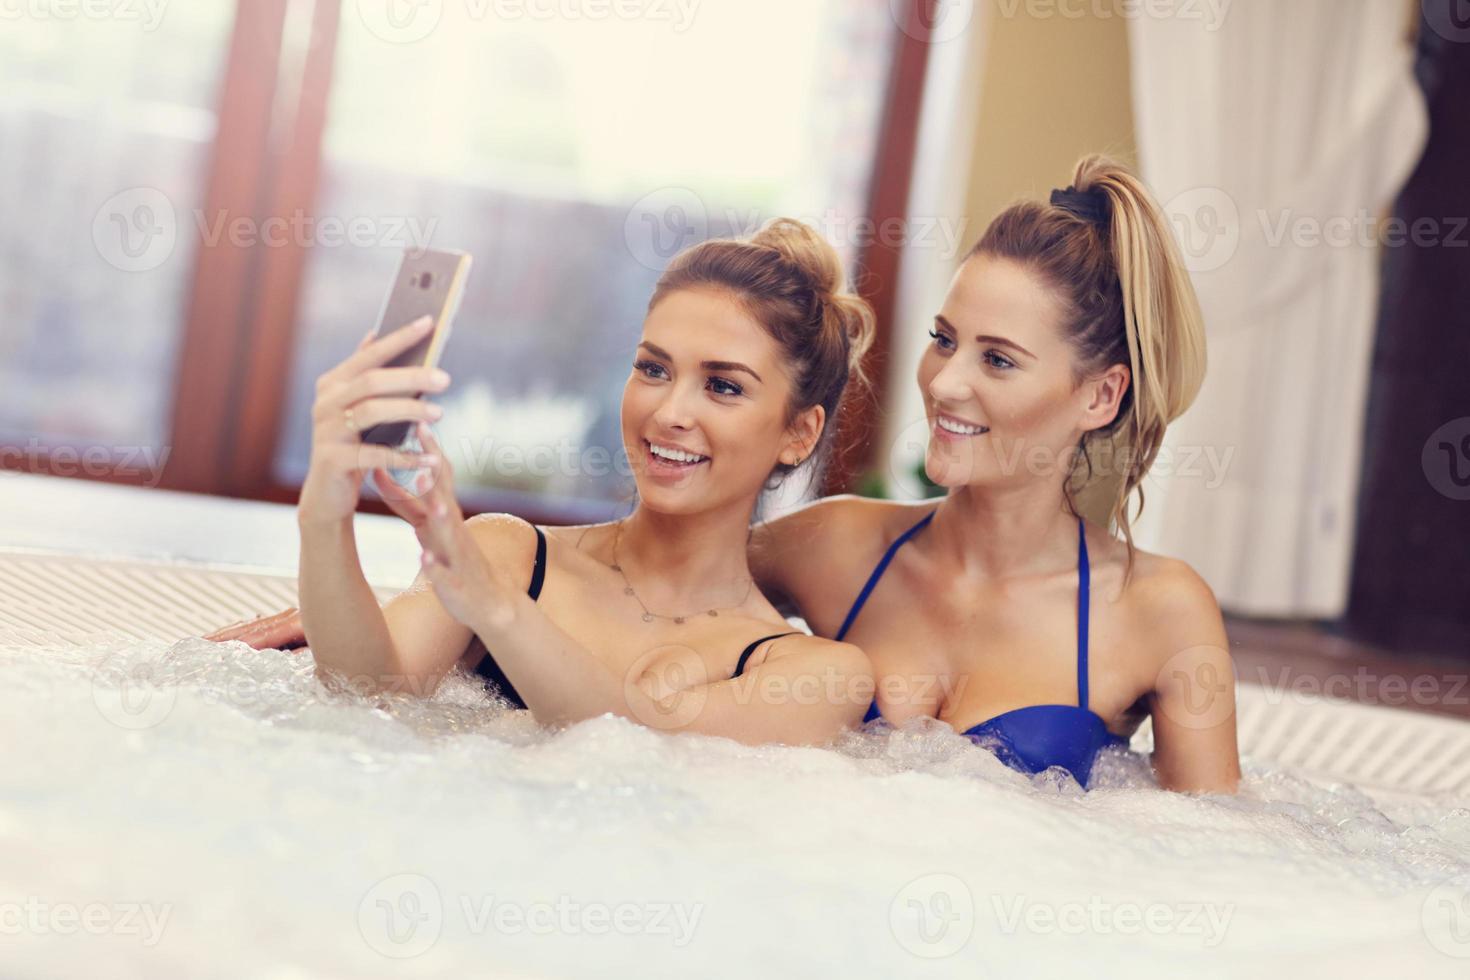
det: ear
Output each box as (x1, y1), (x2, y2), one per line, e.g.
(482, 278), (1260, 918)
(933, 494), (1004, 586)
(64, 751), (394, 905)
(780, 404), (826, 466)
(1080, 363), (1130, 434)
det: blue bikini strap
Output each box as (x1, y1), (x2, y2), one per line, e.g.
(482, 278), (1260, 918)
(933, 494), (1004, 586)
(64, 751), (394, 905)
(834, 510), (936, 641)
(1077, 517), (1090, 711)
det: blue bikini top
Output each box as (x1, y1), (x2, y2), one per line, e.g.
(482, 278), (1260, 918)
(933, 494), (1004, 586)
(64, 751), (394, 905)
(835, 510), (1125, 787)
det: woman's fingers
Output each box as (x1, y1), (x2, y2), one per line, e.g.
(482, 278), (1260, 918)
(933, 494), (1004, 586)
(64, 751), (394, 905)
(204, 607), (304, 650)
(314, 316), (436, 403)
(416, 422), (452, 482)
(317, 365), (448, 424)
(341, 315), (433, 375)
(339, 442), (439, 475)
(334, 397), (442, 436)
(419, 490), (458, 568)
(414, 432), (461, 567)
(371, 467), (432, 524)
(413, 421), (459, 506)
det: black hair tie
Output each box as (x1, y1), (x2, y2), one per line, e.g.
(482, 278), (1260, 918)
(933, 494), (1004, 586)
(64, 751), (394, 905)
(1050, 185), (1110, 227)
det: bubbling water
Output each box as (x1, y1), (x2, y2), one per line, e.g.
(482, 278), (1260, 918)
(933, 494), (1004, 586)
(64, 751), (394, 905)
(2, 636), (1469, 979)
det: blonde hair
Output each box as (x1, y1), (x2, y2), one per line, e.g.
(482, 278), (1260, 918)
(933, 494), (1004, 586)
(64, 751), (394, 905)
(970, 155), (1207, 578)
(649, 217), (876, 485)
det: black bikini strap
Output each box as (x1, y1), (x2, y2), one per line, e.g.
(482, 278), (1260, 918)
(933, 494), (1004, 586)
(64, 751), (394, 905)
(528, 526), (547, 601)
(733, 631), (800, 678)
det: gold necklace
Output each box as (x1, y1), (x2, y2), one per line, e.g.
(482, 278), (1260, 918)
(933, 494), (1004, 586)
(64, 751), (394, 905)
(610, 519), (754, 624)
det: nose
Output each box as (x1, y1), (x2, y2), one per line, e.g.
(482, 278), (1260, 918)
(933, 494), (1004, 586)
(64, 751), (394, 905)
(927, 355), (974, 407)
(652, 379), (698, 432)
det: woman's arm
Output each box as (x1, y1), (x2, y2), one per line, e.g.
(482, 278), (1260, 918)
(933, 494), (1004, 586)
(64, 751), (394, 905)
(387, 425), (875, 743)
(298, 514), (406, 688)
(466, 562), (873, 745)
(292, 318), (447, 683)
(1137, 560), (1242, 794)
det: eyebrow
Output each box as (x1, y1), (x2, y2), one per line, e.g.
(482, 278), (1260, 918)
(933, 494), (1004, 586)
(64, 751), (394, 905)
(934, 315), (1036, 360)
(637, 342), (764, 383)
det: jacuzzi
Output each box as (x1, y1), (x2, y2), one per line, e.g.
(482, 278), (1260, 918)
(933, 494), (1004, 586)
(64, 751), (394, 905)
(3, 471), (1469, 979)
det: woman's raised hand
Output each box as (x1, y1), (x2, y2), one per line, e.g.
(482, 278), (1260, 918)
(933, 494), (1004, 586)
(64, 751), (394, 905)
(297, 316), (449, 526)
(372, 422), (518, 630)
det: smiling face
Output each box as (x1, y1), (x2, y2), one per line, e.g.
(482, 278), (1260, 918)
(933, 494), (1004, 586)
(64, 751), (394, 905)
(917, 254), (1126, 491)
(621, 286), (823, 515)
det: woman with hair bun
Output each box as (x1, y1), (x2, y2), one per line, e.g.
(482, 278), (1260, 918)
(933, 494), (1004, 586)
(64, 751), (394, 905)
(216, 217), (878, 747)
(751, 156), (1241, 792)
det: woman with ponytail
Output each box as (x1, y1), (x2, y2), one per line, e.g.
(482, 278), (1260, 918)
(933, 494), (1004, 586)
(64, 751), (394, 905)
(751, 157), (1240, 792)
(214, 217), (877, 747)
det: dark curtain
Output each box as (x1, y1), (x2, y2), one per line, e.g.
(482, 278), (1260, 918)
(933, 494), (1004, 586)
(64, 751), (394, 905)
(1346, 1), (1470, 657)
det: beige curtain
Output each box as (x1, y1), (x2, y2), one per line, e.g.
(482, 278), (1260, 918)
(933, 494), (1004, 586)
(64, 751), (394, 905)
(1127, 1), (1427, 617)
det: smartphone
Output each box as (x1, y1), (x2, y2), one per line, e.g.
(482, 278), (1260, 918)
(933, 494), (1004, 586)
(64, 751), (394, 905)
(359, 247), (473, 447)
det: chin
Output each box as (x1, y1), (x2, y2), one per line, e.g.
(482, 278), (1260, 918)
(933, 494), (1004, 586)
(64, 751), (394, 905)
(632, 483), (703, 514)
(925, 447), (987, 488)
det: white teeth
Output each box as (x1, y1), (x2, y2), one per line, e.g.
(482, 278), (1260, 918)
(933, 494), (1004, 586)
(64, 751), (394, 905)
(937, 416), (988, 436)
(649, 442), (707, 464)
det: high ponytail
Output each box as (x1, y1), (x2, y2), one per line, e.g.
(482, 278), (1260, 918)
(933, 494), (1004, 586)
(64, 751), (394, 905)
(649, 217), (876, 487)
(970, 155), (1207, 578)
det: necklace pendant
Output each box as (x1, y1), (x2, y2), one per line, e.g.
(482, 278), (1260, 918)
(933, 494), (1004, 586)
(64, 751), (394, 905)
(673, 616), (685, 625)
(641, 612), (654, 623)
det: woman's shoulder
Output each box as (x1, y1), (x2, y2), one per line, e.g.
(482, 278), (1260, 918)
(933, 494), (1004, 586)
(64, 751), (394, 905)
(755, 494), (935, 548)
(1084, 523), (1228, 668)
(465, 511), (539, 543)
(1126, 549), (1220, 622)
(1083, 522), (1216, 607)
(464, 512), (544, 566)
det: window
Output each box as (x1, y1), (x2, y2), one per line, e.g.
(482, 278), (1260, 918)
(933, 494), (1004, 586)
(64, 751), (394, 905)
(272, 0), (897, 517)
(1, 0), (916, 516)
(0, 5), (235, 478)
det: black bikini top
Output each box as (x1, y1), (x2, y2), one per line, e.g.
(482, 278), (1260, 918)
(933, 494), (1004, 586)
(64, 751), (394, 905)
(475, 526), (799, 707)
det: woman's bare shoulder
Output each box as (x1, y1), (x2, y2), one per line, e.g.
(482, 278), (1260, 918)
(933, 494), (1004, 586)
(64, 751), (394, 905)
(1085, 525), (1227, 660)
(1118, 542), (1217, 614)
(464, 513), (541, 566)
(755, 494), (929, 547)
